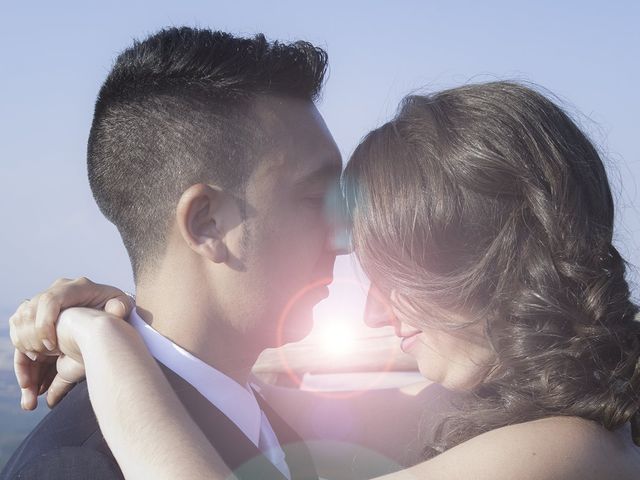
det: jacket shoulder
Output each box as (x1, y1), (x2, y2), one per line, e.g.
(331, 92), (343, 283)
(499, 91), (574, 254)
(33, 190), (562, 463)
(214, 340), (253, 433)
(8, 446), (122, 480)
(1, 381), (115, 479)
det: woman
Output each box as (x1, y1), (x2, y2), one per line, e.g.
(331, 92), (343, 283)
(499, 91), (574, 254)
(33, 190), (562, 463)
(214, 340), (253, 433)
(11, 81), (640, 478)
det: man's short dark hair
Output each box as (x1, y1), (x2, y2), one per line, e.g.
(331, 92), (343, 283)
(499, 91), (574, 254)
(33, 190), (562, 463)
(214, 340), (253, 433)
(87, 27), (328, 279)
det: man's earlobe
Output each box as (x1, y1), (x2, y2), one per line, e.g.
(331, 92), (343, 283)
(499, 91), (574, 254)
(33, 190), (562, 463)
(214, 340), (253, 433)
(176, 184), (229, 264)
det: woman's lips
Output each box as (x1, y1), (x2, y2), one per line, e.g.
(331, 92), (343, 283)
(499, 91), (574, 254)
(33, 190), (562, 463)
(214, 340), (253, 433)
(400, 332), (420, 352)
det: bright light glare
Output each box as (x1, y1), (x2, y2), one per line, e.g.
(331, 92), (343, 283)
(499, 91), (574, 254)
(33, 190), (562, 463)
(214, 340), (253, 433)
(316, 319), (356, 357)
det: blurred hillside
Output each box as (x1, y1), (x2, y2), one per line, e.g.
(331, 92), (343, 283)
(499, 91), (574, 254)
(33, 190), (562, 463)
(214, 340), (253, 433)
(0, 318), (48, 469)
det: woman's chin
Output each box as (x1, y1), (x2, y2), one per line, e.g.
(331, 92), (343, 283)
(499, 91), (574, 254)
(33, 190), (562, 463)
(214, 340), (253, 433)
(416, 361), (489, 392)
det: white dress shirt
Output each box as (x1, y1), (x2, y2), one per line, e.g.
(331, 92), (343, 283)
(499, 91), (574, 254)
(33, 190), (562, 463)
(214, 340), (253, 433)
(129, 309), (291, 479)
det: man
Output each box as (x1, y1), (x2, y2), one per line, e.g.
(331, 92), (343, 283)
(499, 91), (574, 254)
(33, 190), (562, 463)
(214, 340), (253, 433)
(2, 26), (346, 480)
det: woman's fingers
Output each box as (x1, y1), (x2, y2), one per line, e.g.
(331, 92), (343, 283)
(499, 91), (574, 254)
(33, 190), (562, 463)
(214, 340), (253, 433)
(46, 355), (86, 408)
(46, 375), (76, 409)
(13, 346), (85, 410)
(14, 349), (75, 410)
(104, 296), (133, 318)
(11, 299), (37, 354)
(39, 363), (59, 396)
(14, 349), (34, 389)
(8, 277), (132, 410)
(9, 310), (26, 356)
(35, 292), (62, 352)
(10, 296), (52, 355)
(11, 277), (133, 358)
(7, 278), (131, 412)
(15, 350), (43, 410)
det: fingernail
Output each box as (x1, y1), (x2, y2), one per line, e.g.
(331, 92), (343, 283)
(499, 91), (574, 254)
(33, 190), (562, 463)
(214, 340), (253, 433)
(25, 352), (37, 361)
(105, 299), (127, 315)
(43, 340), (54, 351)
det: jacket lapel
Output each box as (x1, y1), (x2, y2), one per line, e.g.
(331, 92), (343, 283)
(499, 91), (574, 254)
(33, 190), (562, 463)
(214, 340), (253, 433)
(254, 388), (319, 480)
(160, 366), (289, 480)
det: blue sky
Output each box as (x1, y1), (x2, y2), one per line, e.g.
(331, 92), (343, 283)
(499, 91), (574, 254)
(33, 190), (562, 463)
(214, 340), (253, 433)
(1, 0), (639, 324)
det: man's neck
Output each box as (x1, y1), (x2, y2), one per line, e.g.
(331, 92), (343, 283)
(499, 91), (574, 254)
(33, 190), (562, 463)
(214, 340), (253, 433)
(133, 290), (260, 386)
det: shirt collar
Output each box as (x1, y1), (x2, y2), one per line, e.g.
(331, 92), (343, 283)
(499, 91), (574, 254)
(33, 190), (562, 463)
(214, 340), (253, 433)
(128, 308), (262, 447)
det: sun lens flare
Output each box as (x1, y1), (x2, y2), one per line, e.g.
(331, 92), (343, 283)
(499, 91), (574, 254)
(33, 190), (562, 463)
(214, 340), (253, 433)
(316, 318), (357, 357)
(272, 275), (406, 398)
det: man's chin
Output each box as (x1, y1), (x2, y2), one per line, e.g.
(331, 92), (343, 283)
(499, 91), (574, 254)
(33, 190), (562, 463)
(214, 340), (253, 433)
(273, 308), (315, 348)
(279, 326), (313, 346)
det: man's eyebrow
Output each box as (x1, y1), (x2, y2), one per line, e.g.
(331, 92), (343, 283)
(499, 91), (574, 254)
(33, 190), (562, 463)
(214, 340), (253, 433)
(293, 163), (342, 188)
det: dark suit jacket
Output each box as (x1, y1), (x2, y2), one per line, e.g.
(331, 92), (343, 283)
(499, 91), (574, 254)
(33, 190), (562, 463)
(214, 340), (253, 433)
(1, 368), (318, 480)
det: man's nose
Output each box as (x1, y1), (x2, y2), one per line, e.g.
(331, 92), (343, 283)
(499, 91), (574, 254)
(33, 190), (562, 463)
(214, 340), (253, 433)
(326, 224), (352, 255)
(323, 188), (352, 255)
(364, 285), (395, 328)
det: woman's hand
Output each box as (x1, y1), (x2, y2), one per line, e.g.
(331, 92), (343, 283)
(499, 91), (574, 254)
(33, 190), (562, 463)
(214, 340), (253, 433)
(8, 277), (134, 409)
(49, 309), (235, 480)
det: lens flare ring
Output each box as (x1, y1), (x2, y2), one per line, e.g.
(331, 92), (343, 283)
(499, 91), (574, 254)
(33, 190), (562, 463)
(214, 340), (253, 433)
(275, 277), (403, 399)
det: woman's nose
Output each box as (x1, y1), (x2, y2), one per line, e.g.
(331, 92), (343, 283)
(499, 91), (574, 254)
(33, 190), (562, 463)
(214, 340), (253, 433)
(364, 284), (395, 328)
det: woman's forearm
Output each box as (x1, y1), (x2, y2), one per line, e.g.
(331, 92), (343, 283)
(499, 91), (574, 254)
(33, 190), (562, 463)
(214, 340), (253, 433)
(60, 308), (234, 480)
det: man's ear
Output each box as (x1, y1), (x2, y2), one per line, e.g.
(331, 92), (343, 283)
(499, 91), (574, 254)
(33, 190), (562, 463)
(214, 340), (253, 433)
(176, 183), (231, 263)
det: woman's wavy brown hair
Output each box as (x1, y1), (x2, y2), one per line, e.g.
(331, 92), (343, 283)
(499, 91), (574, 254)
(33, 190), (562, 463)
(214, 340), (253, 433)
(343, 81), (640, 457)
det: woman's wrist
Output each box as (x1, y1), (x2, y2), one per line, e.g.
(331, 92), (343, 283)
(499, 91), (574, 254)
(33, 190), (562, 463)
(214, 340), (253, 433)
(57, 308), (138, 363)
